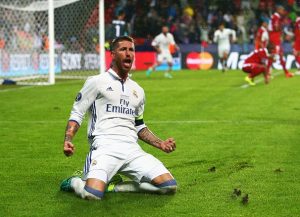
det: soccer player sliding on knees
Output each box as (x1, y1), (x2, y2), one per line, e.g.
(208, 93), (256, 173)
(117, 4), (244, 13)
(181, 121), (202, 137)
(60, 36), (177, 200)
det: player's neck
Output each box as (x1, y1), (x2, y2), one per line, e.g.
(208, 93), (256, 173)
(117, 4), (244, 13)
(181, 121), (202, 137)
(112, 66), (128, 81)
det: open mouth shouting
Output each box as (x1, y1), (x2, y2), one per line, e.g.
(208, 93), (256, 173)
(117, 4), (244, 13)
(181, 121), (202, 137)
(123, 58), (133, 69)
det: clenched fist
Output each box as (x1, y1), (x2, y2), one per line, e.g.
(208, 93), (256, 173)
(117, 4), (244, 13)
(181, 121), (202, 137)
(160, 138), (176, 153)
(63, 141), (75, 156)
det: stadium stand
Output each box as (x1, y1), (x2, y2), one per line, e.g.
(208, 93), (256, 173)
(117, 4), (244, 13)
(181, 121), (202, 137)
(97, 0), (299, 52)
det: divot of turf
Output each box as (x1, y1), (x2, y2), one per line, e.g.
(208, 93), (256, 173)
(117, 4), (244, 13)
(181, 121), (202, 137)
(208, 166), (216, 172)
(241, 194), (249, 205)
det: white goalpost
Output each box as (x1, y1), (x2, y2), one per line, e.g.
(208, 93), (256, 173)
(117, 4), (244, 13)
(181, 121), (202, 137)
(99, 0), (105, 75)
(48, 0), (55, 85)
(0, 0), (106, 85)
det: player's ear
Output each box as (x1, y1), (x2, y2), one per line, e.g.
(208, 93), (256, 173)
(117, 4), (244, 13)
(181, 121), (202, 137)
(111, 50), (116, 58)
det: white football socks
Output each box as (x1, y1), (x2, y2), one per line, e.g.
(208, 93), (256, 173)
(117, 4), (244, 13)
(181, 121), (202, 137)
(114, 181), (162, 193)
(71, 177), (101, 200)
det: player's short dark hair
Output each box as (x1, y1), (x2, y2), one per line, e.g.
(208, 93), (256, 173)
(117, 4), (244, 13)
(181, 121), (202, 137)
(275, 4), (286, 10)
(118, 10), (125, 16)
(259, 17), (269, 25)
(110, 36), (134, 51)
(219, 22), (225, 27)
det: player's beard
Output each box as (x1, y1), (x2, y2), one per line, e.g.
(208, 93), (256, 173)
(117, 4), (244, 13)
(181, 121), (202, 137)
(113, 58), (132, 79)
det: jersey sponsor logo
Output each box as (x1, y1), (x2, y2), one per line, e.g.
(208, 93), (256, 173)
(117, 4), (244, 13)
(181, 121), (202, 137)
(106, 104), (135, 115)
(75, 92), (82, 102)
(106, 98), (135, 115)
(112, 20), (126, 25)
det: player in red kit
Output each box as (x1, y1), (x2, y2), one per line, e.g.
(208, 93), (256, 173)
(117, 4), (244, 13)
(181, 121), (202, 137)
(293, 15), (300, 75)
(255, 19), (269, 49)
(242, 44), (275, 86)
(268, 5), (294, 78)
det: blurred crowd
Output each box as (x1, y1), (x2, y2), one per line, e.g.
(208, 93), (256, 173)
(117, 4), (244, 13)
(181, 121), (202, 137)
(1, 0), (300, 53)
(104, 0), (300, 47)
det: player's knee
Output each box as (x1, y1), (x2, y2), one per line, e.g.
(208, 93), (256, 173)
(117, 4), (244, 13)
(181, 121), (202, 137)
(156, 179), (177, 194)
(82, 185), (104, 200)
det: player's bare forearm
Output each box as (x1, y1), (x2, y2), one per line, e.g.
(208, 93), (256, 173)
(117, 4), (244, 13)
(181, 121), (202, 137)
(64, 120), (80, 142)
(138, 127), (162, 148)
(154, 46), (161, 54)
(63, 120), (80, 156)
(138, 127), (176, 153)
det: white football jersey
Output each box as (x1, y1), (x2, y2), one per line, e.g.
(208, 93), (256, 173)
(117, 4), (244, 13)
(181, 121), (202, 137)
(213, 28), (236, 47)
(151, 32), (175, 53)
(69, 68), (146, 146)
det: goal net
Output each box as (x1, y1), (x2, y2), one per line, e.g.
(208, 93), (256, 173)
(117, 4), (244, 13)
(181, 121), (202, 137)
(0, 0), (103, 85)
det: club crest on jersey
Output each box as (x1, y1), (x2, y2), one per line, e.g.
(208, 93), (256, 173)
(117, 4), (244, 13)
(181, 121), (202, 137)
(75, 92), (82, 102)
(106, 87), (114, 91)
(91, 160), (97, 166)
(133, 90), (138, 98)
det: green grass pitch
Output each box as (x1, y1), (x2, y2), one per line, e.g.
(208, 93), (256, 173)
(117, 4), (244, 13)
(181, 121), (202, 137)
(0, 69), (300, 217)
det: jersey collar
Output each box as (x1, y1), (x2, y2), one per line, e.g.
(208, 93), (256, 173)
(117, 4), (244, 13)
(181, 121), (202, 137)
(261, 26), (267, 31)
(107, 68), (129, 82)
(274, 12), (281, 18)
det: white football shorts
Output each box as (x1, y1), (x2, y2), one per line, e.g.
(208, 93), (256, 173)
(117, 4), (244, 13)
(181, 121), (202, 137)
(218, 44), (230, 58)
(157, 51), (173, 63)
(82, 139), (171, 183)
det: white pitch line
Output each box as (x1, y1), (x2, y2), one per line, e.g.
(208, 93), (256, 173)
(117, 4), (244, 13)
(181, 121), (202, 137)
(0, 120), (276, 124)
(0, 80), (84, 93)
(240, 71), (282, 89)
(0, 86), (36, 93)
(147, 120), (274, 124)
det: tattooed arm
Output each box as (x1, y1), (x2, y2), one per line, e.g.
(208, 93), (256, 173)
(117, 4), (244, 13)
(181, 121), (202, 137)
(138, 127), (176, 153)
(63, 120), (80, 156)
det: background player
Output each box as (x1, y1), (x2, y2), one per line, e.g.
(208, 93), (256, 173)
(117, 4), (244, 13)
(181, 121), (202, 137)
(255, 19), (269, 49)
(213, 22), (236, 72)
(60, 36), (177, 200)
(268, 5), (294, 78)
(110, 10), (128, 39)
(146, 25), (179, 79)
(293, 14), (300, 75)
(242, 44), (275, 86)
